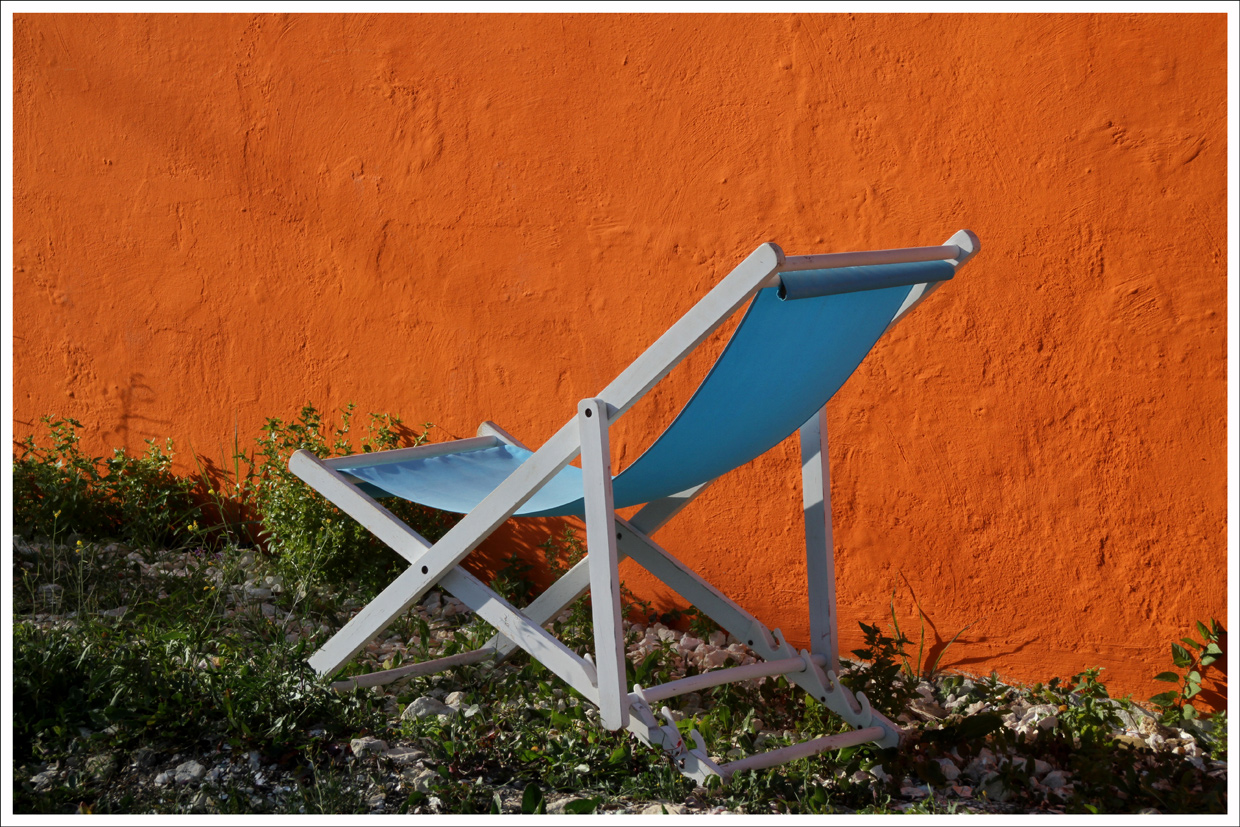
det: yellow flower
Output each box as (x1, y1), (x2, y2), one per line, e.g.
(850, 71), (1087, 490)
(76, 540), (83, 547)
(53, 510), (62, 518)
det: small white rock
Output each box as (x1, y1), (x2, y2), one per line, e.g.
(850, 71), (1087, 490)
(405, 767), (439, 793)
(174, 760), (207, 785)
(402, 696), (457, 721)
(980, 772), (1009, 802)
(1042, 770), (1068, 789)
(936, 757), (961, 782)
(350, 736), (389, 757)
(385, 747), (427, 765)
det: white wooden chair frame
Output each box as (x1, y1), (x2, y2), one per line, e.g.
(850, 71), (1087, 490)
(289, 231), (979, 782)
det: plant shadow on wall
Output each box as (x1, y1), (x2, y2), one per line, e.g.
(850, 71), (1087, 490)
(883, 574), (997, 680)
(104, 372), (168, 452)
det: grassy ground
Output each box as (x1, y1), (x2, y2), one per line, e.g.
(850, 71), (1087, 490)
(9, 412), (1229, 814)
(10, 534), (1228, 815)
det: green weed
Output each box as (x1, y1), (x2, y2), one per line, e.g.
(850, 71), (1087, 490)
(13, 416), (199, 549)
(1150, 618), (1225, 725)
(245, 403), (458, 591)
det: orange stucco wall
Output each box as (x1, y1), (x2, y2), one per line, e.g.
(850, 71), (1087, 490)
(12, 14), (1228, 706)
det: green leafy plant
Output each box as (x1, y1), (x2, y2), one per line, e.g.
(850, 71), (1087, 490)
(1045, 667), (1124, 746)
(539, 525), (586, 576)
(13, 416), (199, 549)
(246, 403), (458, 590)
(491, 554), (537, 607)
(12, 545), (385, 768)
(1150, 618), (1225, 723)
(844, 620), (918, 718)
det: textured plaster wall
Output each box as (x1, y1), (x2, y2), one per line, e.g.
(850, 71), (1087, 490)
(12, 14), (1228, 706)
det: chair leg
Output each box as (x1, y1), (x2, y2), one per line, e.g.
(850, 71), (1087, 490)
(579, 398), (629, 731)
(800, 406), (840, 674)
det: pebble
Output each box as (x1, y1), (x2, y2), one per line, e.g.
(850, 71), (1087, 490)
(402, 696), (457, 721)
(131, 747), (158, 768)
(350, 736), (389, 757)
(1042, 770), (1068, 790)
(964, 748), (999, 781)
(979, 772), (1009, 802)
(86, 753), (116, 781)
(174, 760), (207, 785)
(384, 747), (427, 766)
(405, 767), (439, 792)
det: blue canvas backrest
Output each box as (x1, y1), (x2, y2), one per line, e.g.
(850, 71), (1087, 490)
(606, 259), (954, 510)
(338, 259), (956, 517)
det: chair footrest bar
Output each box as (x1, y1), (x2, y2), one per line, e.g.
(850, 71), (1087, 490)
(634, 656), (809, 704)
(329, 648), (497, 692)
(718, 726), (886, 778)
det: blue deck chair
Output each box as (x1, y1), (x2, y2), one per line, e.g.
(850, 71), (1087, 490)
(290, 231), (980, 782)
